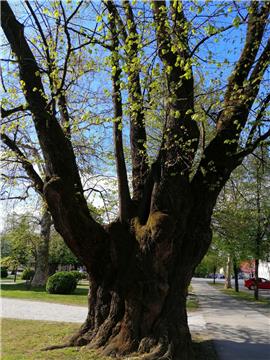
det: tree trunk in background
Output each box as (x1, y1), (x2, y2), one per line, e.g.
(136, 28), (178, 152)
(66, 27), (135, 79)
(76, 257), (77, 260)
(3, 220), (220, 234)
(254, 258), (259, 300)
(233, 261), (239, 292)
(224, 255), (232, 289)
(213, 265), (217, 284)
(32, 210), (52, 287)
(48, 263), (58, 276)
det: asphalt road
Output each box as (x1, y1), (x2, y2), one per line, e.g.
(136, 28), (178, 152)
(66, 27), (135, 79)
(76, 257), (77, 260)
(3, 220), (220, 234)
(192, 278), (270, 360)
(198, 277), (270, 301)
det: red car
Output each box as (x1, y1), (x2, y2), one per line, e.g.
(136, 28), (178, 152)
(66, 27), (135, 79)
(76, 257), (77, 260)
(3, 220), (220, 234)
(244, 278), (270, 290)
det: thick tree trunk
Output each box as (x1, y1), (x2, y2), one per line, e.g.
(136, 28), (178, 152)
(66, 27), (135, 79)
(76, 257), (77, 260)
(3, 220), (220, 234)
(32, 210), (51, 287)
(51, 210), (211, 360)
(70, 280), (193, 360)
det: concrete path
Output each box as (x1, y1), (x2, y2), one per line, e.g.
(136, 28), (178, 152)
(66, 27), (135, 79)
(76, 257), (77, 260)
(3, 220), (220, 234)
(1, 297), (87, 323)
(1, 296), (205, 331)
(192, 279), (270, 360)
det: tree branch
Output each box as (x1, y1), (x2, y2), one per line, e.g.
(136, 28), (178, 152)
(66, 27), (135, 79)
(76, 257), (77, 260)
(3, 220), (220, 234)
(151, 0), (199, 177)
(225, 2), (270, 95)
(122, 0), (149, 201)
(25, 1), (56, 113)
(247, 37), (270, 104)
(235, 128), (270, 161)
(108, 2), (131, 221)
(1, 2), (108, 274)
(192, 3), (270, 198)
(245, 93), (270, 147)
(190, 23), (239, 57)
(1, 105), (28, 118)
(1, 133), (44, 195)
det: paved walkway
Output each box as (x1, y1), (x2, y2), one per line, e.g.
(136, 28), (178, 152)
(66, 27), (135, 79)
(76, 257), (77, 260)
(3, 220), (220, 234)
(0, 297), (207, 331)
(192, 279), (270, 360)
(1, 297), (87, 323)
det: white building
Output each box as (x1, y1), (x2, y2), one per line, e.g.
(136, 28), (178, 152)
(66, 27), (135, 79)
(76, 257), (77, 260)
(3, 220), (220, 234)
(258, 261), (270, 280)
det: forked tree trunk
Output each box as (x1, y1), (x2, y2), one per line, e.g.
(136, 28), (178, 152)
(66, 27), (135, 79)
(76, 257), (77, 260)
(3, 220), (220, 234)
(32, 210), (51, 287)
(50, 204), (212, 360)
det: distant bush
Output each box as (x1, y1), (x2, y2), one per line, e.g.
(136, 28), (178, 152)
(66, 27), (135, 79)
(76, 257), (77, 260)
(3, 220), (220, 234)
(46, 271), (77, 294)
(0, 267), (8, 278)
(21, 268), (35, 280)
(70, 270), (86, 283)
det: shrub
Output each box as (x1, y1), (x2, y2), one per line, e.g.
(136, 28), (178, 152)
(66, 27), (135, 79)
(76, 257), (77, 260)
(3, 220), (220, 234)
(70, 270), (85, 283)
(46, 271), (77, 294)
(21, 268), (35, 280)
(0, 267), (8, 278)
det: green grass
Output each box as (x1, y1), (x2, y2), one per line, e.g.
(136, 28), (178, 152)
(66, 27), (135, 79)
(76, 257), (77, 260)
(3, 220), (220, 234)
(1, 318), (108, 360)
(2, 318), (217, 360)
(187, 293), (199, 311)
(1, 281), (89, 306)
(208, 282), (270, 306)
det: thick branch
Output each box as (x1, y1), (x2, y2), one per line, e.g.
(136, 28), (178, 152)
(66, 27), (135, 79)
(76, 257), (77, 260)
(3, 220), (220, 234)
(122, 0), (149, 201)
(1, 1), (81, 189)
(108, 2), (131, 221)
(192, 4), (270, 202)
(151, 0), (199, 176)
(1, 2), (108, 275)
(225, 2), (270, 95)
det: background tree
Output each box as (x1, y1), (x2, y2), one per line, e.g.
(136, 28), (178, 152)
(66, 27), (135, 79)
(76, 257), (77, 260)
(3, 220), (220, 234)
(0, 215), (39, 281)
(195, 236), (224, 283)
(1, 1), (270, 359)
(242, 152), (270, 299)
(213, 151), (270, 295)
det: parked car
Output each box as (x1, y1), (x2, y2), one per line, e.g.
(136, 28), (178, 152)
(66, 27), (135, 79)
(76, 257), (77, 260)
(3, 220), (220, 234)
(217, 274), (225, 279)
(244, 277), (270, 290)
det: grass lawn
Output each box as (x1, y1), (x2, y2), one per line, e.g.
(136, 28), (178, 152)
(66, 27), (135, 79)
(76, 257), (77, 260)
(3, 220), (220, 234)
(208, 282), (270, 306)
(1, 318), (107, 360)
(2, 318), (217, 360)
(187, 293), (199, 311)
(1, 280), (89, 307)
